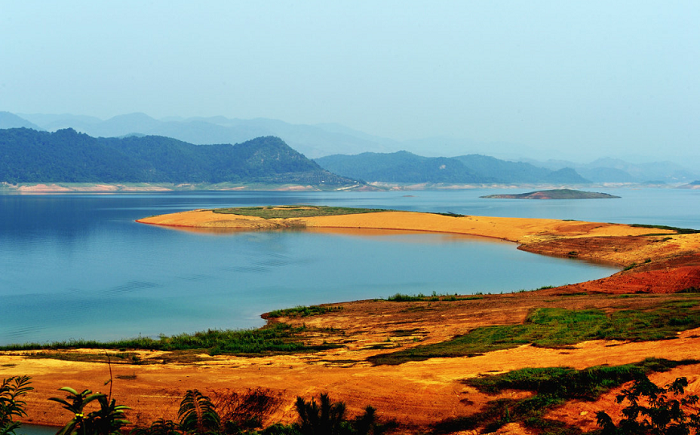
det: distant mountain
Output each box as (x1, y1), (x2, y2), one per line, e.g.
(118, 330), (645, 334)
(453, 154), (554, 183)
(544, 168), (590, 184)
(10, 112), (698, 182)
(525, 157), (700, 183)
(315, 151), (488, 183)
(576, 167), (637, 183)
(679, 180), (700, 189)
(17, 112), (399, 159)
(481, 189), (620, 199)
(315, 152), (589, 184)
(0, 112), (43, 130)
(0, 128), (359, 186)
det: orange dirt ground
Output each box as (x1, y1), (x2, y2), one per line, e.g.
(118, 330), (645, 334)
(3, 210), (700, 434)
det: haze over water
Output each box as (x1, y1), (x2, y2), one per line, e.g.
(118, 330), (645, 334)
(3, 188), (698, 345)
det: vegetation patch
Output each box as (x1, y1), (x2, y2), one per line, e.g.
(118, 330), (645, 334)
(266, 305), (343, 318)
(433, 358), (698, 435)
(629, 223), (700, 234)
(384, 292), (483, 302)
(369, 301), (700, 365)
(212, 205), (386, 219)
(431, 211), (465, 217)
(0, 323), (340, 357)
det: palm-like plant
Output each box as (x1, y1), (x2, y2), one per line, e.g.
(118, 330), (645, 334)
(295, 393), (347, 435)
(85, 395), (131, 435)
(178, 390), (221, 435)
(0, 376), (33, 435)
(49, 387), (130, 435)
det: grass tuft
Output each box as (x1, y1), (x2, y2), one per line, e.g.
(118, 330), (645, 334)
(266, 305), (343, 318)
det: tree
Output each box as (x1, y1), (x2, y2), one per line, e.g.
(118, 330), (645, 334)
(597, 375), (700, 435)
(0, 376), (33, 435)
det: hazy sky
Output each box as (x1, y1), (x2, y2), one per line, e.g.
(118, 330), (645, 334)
(1, 1), (698, 161)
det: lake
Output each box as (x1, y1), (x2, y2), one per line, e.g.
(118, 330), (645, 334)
(1, 187), (698, 345)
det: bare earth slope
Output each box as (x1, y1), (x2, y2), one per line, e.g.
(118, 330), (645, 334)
(3, 209), (700, 433)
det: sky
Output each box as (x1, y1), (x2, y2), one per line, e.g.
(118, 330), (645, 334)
(1, 1), (698, 162)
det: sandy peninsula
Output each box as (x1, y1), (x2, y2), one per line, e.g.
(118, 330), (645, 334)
(3, 208), (700, 434)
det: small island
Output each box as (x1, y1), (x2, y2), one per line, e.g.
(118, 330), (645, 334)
(480, 188), (620, 200)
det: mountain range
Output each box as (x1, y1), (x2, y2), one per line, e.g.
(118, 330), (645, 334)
(2, 111), (698, 184)
(315, 152), (589, 184)
(0, 128), (357, 186)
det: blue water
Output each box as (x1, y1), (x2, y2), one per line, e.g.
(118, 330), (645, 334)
(1, 188), (698, 345)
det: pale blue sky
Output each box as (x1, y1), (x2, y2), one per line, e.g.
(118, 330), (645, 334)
(1, 1), (698, 161)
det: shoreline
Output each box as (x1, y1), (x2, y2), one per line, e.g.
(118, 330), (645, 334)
(136, 209), (694, 268)
(5, 209), (700, 432)
(1, 181), (686, 194)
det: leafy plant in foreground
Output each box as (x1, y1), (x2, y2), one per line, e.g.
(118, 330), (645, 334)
(49, 387), (130, 435)
(295, 394), (389, 435)
(0, 376), (33, 435)
(178, 390), (221, 435)
(295, 393), (346, 435)
(597, 376), (700, 435)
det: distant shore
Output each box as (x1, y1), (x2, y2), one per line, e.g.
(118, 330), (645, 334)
(0, 182), (327, 193)
(0, 181), (685, 193)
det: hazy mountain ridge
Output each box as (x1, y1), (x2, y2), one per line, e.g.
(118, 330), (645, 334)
(0, 128), (357, 186)
(314, 151), (489, 184)
(524, 157), (700, 184)
(9, 112), (699, 183)
(0, 111), (44, 131)
(17, 112), (397, 159)
(315, 152), (589, 184)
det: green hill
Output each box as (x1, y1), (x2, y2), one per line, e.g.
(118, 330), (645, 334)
(314, 151), (488, 183)
(316, 152), (589, 184)
(0, 128), (358, 186)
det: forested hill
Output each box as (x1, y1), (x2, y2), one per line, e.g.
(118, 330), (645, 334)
(0, 128), (358, 186)
(315, 151), (589, 184)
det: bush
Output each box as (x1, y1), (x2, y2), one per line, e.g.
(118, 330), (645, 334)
(597, 375), (700, 435)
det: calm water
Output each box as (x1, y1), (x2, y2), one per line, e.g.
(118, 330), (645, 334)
(1, 188), (698, 345)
